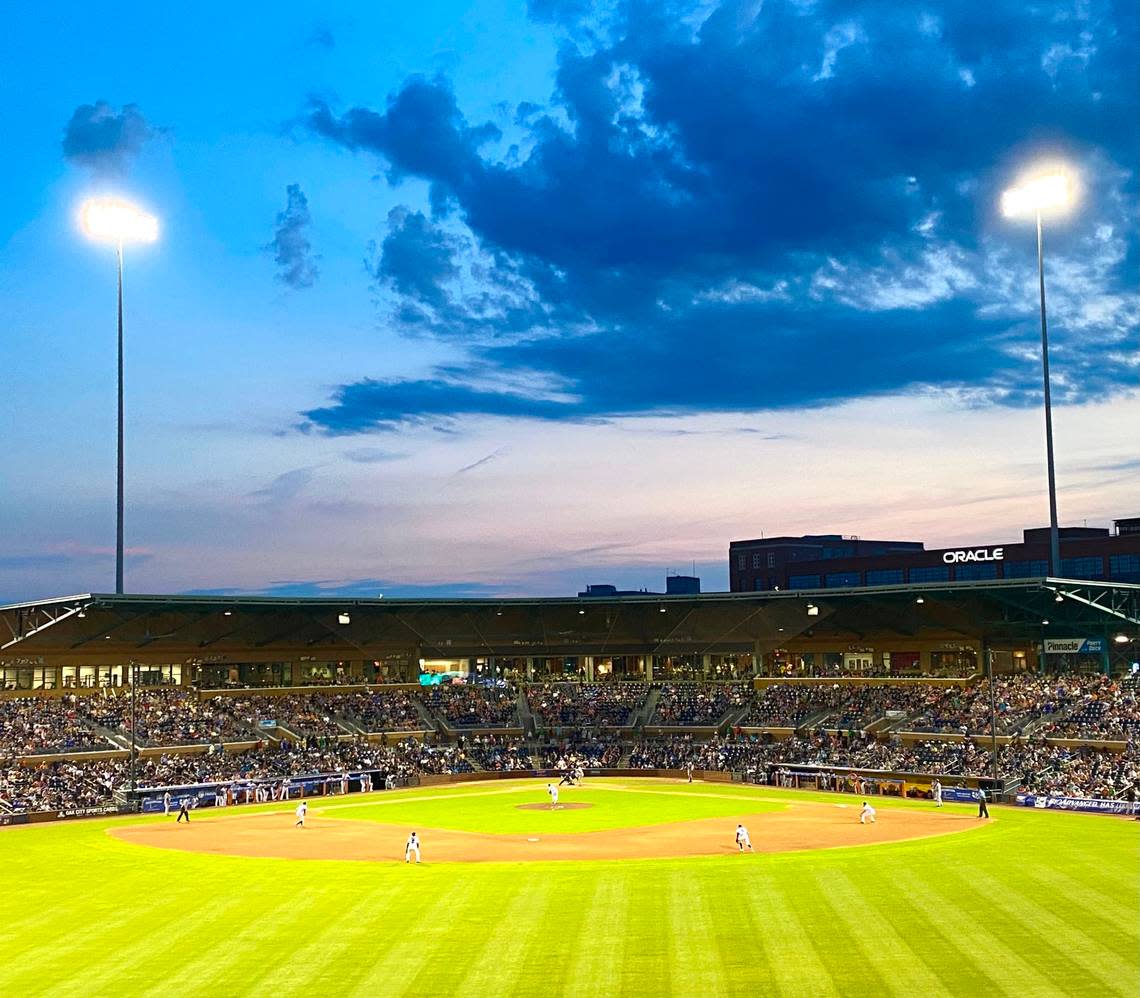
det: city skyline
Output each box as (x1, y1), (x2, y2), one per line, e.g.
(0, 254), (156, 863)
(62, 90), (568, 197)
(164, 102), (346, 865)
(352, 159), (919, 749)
(2, 0), (1137, 603)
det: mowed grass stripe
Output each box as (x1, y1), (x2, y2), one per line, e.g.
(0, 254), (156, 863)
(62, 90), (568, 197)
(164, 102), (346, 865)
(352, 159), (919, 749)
(812, 866), (952, 998)
(346, 871), (483, 998)
(948, 865), (1135, 993)
(666, 867), (729, 997)
(1013, 860), (1138, 934)
(451, 876), (556, 998)
(561, 873), (631, 998)
(888, 868), (1046, 998)
(748, 864), (846, 998)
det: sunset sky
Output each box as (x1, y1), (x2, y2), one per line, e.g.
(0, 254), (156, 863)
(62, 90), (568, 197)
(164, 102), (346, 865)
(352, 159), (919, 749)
(2, 0), (1137, 603)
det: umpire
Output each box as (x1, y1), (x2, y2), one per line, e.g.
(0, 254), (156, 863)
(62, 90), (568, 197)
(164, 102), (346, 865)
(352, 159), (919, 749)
(976, 786), (990, 819)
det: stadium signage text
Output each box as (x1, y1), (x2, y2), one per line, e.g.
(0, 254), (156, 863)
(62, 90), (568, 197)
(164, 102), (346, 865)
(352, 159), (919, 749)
(942, 547), (1004, 564)
(1043, 638), (1105, 655)
(1017, 793), (1136, 815)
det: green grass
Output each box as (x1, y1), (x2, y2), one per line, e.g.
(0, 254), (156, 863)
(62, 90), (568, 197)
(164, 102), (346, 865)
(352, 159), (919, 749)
(1, 780), (1136, 997)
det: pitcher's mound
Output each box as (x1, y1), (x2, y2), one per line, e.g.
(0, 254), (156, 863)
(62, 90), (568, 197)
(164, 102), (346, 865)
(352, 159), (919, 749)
(515, 802), (594, 811)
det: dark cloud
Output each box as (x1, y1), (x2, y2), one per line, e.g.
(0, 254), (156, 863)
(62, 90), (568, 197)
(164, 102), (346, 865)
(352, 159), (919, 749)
(62, 100), (156, 176)
(342, 447), (408, 464)
(185, 578), (504, 598)
(303, 0), (1139, 431)
(267, 184), (319, 289)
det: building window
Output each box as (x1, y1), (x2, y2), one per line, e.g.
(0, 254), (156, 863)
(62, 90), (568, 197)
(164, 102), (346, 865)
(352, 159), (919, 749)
(824, 571), (861, 588)
(909, 566), (950, 583)
(1110, 554), (1140, 581)
(1059, 557), (1104, 579)
(1005, 560), (1048, 578)
(754, 578), (765, 591)
(737, 554), (746, 570)
(767, 552), (776, 568)
(866, 569), (905, 586)
(954, 563), (998, 581)
(788, 574), (820, 590)
(752, 554), (763, 569)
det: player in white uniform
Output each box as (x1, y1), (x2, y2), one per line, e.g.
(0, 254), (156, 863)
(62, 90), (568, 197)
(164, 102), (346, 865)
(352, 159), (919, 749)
(546, 783), (559, 808)
(405, 831), (421, 863)
(859, 801), (876, 824)
(932, 780), (943, 807)
(735, 823), (753, 852)
(295, 801), (307, 827)
(162, 791), (172, 815)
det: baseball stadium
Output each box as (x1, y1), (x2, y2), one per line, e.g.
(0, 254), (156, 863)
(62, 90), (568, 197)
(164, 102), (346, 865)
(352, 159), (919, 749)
(3, 580), (1138, 996)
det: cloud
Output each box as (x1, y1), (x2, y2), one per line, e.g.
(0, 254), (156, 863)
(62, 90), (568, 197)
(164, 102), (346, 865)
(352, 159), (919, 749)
(308, 25), (335, 49)
(301, 0), (1138, 430)
(62, 101), (157, 176)
(342, 447), (408, 464)
(267, 184), (319, 289)
(249, 468), (313, 502)
(455, 447), (507, 474)
(184, 578), (504, 599)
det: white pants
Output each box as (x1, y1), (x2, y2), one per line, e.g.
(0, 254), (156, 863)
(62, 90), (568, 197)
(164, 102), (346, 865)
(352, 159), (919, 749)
(861, 812), (876, 824)
(406, 845), (421, 862)
(737, 837), (751, 850)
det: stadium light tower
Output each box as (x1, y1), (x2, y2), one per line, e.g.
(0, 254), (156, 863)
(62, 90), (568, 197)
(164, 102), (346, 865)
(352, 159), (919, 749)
(1001, 165), (1076, 577)
(80, 197), (159, 595)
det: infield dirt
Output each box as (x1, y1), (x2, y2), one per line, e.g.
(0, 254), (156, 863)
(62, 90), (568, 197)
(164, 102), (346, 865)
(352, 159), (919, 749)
(109, 800), (982, 863)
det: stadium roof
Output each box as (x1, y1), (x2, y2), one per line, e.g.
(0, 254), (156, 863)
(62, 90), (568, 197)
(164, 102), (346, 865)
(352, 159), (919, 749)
(1, 579), (1137, 662)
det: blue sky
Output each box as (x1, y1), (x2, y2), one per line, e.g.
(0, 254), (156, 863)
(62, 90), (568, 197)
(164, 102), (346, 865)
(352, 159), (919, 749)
(2, 0), (1137, 602)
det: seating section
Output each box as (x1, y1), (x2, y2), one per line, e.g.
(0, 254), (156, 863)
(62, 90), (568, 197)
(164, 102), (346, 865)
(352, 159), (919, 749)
(653, 683), (750, 725)
(424, 686), (519, 727)
(3, 673), (1140, 815)
(527, 683), (647, 727)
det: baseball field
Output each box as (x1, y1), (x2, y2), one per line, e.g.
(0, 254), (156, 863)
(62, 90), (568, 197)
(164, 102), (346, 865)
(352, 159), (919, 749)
(2, 778), (1136, 997)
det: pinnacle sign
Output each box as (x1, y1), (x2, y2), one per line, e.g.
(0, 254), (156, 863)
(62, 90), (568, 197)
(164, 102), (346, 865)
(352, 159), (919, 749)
(942, 547), (1005, 564)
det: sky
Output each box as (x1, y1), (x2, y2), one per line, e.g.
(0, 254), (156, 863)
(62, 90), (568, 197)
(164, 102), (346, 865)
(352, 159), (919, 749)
(1, 0), (1137, 603)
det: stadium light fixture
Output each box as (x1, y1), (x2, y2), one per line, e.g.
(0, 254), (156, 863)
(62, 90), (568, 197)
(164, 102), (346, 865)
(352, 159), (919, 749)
(1000, 162), (1077, 577)
(578, 609), (585, 615)
(915, 597), (925, 605)
(1042, 619), (1050, 626)
(79, 196), (160, 596)
(1054, 592), (1065, 603)
(338, 611), (351, 625)
(1115, 634), (1131, 644)
(806, 604), (819, 616)
(223, 609), (233, 617)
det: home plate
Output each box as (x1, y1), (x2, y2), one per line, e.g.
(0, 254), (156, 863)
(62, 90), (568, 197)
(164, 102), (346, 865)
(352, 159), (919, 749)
(527, 837), (540, 842)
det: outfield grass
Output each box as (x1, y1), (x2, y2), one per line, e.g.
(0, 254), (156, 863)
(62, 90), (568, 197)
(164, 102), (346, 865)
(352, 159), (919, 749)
(1, 780), (1135, 997)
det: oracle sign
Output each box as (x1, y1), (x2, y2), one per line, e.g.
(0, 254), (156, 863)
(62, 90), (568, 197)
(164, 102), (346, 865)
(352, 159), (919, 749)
(943, 547), (1004, 564)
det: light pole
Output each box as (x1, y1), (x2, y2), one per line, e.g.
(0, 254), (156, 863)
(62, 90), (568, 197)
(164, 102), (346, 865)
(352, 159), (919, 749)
(80, 197), (159, 595)
(1001, 168), (1075, 577)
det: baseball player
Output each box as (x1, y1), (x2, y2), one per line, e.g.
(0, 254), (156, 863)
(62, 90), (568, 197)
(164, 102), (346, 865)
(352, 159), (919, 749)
(295, 801), (308, 827)
(686, 762), (695, 784)
(859, 801), (876, 824)
(176, 798), (191, 823)
(735, 823), (753, 852)
(546, 783), (560, 808)
(162, 791), (172, 816)
(976, 787), (990, 819)
(405, 831), (421, 864)
(932, 780), (943, 808)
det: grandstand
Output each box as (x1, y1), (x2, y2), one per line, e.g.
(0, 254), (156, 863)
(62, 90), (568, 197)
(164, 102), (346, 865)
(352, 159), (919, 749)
(1, 579), (1137, 820)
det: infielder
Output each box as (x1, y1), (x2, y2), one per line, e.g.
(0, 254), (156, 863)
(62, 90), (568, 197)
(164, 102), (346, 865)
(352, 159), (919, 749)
(405, 831), (421, 863)
(162, 791), (172, 816)
(546, 783), (560, 808)
(686, 762), (695, 784)
(295, 801), (308, 827)
(932, 780), (943, 807)
(859, 801), (876, 824)
(735, 823), (753, 852)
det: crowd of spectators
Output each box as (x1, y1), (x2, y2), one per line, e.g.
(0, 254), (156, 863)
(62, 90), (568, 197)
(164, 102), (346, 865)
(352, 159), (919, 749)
(742, 684), (849, 727)
(86, 690), (247, 746)
(425, 685), (519, 727)
(527, 683), (647, 727)
(340, 690), (425, 732)
(0, 697), (108, 754)
(461, 734), (534, 771)
(653, 683), (750, 725)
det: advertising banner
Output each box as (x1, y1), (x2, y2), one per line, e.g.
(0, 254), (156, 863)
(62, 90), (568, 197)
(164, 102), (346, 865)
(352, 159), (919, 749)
(1043, 638), (1105, 655)
(1016, 793), (1136, 815)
